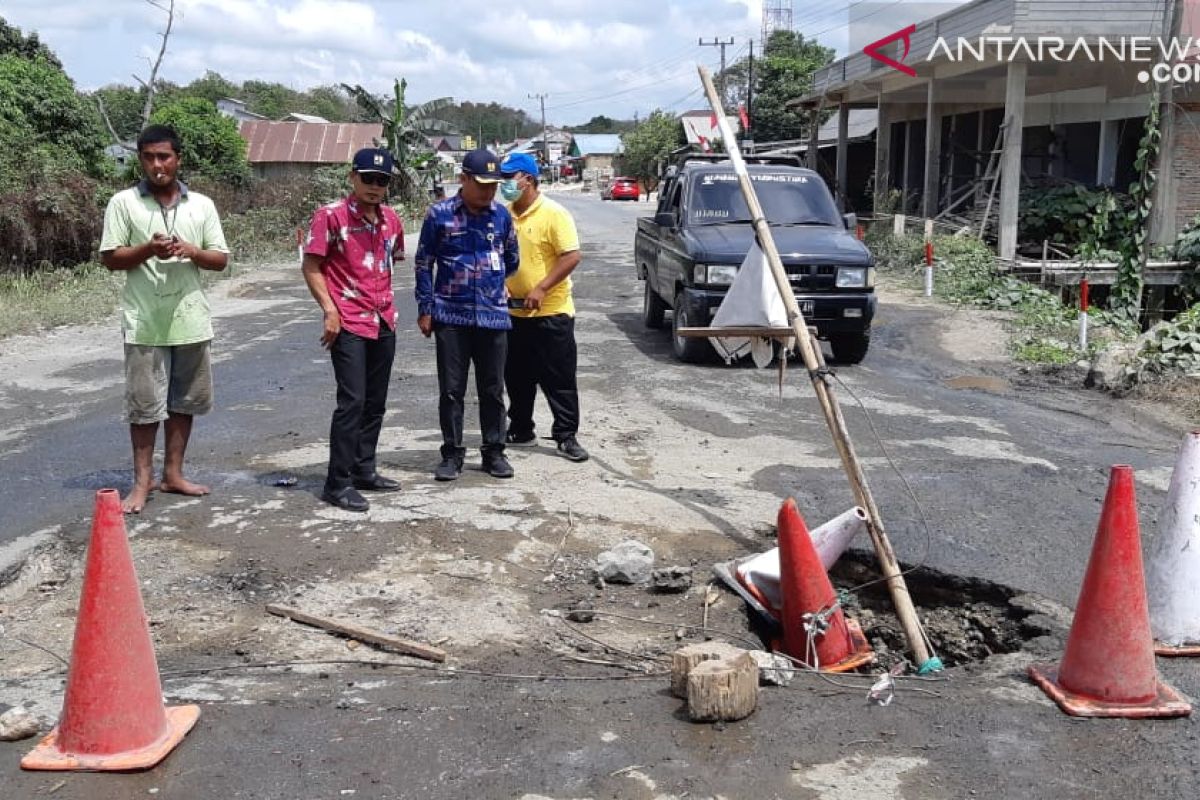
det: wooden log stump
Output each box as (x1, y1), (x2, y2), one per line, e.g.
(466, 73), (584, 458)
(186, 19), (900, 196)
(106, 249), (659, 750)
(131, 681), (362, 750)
(670, 642), (744, 699)
(686, 652), (759, 722)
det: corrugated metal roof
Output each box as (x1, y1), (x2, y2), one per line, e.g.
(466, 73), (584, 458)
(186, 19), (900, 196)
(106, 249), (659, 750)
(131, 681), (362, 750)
(239, 122), (384, 164)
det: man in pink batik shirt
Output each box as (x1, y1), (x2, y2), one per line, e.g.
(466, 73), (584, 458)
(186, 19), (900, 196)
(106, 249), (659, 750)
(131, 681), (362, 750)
(302, 147), (404, 512)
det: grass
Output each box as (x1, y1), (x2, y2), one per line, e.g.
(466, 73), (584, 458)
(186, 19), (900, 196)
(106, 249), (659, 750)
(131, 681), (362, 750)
(0, 263), (123, 338)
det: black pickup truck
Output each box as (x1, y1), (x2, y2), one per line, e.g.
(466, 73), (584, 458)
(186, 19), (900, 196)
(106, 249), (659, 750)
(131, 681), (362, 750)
(634, 153), (876, 363)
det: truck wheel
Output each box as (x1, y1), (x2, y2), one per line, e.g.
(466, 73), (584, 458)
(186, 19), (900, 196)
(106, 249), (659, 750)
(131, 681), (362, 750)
(643, 280), (666, 329)
(672, 290), (711, 363)
(829, 333), (870, 364)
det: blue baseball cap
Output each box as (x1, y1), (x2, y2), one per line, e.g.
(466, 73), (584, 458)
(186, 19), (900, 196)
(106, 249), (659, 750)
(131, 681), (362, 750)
(501, 152), (540, 178)
(352, 148), (394, 175)
(461, 149), (503, 183)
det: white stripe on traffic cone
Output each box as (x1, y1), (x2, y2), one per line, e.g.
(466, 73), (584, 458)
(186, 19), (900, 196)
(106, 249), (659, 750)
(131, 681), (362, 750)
(1146, 430), (1200, 656)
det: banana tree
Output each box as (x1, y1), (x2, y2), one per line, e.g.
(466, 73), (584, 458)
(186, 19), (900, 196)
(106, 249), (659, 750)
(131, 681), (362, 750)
(341, 78), (454, 202)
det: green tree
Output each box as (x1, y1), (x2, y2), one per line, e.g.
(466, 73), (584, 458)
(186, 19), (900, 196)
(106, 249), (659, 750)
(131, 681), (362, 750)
(0, 16), (61, 68)
(439, 101), (539, 146)
(619, 110), (685, 193)
(0, 25), (107, 270)
(93, 84), (146, 142)
(719, 30), (833, 143)
(0, 55), (106, 185)
(342, 79), (453, 202)
(181, 70), (240, 105)
(149, 97), (250, 185)
(567, 115), (636, 134)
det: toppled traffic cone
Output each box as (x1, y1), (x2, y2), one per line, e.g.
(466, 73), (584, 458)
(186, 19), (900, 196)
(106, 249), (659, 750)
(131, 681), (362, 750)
(776, 499), (873, 672)
(1146, 430), (1200, 656)
(735, 506), (868, 618)
(22, 489), (199, 771)
(1028, 466), (1191, 718)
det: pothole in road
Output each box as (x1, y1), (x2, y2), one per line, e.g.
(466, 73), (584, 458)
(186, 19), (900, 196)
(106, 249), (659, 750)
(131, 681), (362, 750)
(830, 553), (1061, 669)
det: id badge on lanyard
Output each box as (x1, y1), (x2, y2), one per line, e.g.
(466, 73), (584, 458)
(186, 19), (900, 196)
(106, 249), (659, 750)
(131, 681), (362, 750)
(486, 231), (502, 272)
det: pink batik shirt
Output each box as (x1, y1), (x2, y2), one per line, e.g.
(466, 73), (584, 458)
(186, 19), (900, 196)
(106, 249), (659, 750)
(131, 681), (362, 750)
(304, 194), (403, 339)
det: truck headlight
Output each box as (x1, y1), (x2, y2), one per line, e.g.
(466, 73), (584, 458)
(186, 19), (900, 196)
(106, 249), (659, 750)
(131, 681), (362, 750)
(836, 267), (868, 288)
(701, 264), (737, 285)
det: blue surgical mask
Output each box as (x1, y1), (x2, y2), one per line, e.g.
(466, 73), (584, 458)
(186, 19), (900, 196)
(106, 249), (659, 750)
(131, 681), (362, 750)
(499, 179), (522, 202)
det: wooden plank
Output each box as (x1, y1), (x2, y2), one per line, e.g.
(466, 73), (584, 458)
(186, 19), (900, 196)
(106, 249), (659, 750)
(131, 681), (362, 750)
(675, 326), (797, 339)
(266, 604), (447, 663)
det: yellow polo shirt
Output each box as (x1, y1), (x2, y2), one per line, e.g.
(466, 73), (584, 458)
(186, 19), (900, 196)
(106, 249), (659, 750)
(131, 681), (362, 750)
(506, 194), (579, 318)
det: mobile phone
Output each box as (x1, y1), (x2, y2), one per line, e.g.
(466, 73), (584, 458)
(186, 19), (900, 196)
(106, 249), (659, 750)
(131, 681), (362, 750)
(507, 298), (525, 309)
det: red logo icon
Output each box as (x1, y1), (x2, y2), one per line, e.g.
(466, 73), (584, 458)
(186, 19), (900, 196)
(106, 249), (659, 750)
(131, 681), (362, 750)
(864, 24), (918, 76)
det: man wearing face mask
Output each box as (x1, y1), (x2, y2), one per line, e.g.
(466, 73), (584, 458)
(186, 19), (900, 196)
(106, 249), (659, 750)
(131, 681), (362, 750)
(302, 148), (404, 512)
(498, 152), (588, 462)
(415, 149), (520, 482)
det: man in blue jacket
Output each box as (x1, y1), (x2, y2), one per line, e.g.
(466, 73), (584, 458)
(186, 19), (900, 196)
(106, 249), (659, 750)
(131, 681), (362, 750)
(415, 150), (520, 481)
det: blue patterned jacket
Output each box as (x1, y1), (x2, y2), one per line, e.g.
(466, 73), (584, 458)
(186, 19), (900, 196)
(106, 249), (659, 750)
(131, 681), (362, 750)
(414, 196), (519, 330)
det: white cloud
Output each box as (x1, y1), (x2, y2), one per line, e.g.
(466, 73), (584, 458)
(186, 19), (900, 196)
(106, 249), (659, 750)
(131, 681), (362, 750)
(3, 0), (781, 122)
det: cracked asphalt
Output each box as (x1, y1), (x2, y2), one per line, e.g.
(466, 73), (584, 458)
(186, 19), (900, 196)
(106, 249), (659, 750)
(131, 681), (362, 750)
(1, 190), (1197, 799)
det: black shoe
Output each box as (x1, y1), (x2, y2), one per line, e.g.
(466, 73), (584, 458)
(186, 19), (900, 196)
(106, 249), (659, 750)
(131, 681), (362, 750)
(353, 473), (401, 492)
(556, 437), (589, 462)
(434, 456), (463, 482)
(320, 486), (369, 512)
(505, 430), (537, 447)
(482, 453), (515, 478)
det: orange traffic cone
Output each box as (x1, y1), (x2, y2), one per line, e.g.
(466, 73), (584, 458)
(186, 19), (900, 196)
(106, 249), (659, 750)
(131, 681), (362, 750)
(22, 489), (199, 771)
(1028, 466), (1191, 718)
(776, 498), (873, 672)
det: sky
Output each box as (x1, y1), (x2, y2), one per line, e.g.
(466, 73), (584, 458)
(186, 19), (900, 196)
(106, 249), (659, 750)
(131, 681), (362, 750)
(1, 0), (966, 126)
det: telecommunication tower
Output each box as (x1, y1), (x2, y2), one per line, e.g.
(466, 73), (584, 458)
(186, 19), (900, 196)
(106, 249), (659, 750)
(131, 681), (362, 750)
(761, 0), (792, 48)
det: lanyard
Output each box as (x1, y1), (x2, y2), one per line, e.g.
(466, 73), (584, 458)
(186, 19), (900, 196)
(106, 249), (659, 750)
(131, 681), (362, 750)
(157, 200), (179, 238)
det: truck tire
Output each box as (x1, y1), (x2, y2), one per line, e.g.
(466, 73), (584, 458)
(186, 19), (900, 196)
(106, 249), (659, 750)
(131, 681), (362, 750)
(672, 289), (711, 363)
(643, 280), (666, 329)
(829, 333), (870, 365)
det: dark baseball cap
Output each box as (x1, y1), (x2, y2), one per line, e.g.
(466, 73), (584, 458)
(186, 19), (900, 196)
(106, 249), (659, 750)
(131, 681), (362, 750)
(461, 149), (503, 183)
(352, 148), (394, 175)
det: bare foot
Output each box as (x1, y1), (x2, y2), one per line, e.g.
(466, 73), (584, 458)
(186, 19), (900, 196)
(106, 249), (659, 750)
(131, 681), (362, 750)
(159, 478), (211, 497)
(122, 484), (152, 514)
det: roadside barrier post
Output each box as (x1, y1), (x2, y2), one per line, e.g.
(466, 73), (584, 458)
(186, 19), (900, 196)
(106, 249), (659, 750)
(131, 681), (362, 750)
(923, 241), (934, 297)
(1079, 278), (1090, 351)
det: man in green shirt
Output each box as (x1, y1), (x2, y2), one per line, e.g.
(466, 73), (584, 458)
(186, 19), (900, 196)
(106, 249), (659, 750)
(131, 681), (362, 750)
(100, 125), (230, 513)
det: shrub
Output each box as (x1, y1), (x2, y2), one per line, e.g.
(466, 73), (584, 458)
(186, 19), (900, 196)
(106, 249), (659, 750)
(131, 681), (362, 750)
(1018, 185), (1131, 254)
(0, 163), (107, 273)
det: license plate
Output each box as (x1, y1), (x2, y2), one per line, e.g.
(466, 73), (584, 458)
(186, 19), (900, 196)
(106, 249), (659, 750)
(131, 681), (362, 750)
(799, 300), (814, 316)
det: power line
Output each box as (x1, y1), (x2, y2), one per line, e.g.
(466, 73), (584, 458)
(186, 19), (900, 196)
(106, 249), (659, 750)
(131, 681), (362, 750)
(698, 37), (736, 97)
(529, 92), (549, 163)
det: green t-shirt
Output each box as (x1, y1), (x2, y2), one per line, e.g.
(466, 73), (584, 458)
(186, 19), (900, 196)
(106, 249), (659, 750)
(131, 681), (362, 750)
(100, 182), (230, 346)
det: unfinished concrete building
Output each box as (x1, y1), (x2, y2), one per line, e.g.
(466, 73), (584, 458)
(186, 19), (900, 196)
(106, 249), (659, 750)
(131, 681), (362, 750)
(796, 0), (1199, 261)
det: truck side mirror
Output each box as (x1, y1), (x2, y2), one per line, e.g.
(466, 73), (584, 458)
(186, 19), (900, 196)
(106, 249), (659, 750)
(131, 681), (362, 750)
(843, 212), (858, 231)
(655, 211), (677, 228)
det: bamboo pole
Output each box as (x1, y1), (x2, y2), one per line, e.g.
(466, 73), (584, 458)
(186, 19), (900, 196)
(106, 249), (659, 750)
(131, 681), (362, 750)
(697, 66), (932, 668)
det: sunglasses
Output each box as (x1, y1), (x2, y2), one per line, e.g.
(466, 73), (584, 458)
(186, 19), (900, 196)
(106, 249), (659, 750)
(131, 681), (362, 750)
(357, 172), (392, 187)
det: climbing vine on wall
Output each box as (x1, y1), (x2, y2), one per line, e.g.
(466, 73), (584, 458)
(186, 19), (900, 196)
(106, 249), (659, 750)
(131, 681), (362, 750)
(1111, 89), (1162, 325)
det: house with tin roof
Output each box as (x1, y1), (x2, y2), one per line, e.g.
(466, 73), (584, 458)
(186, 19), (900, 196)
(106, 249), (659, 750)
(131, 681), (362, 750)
(238, 121), (383, 180)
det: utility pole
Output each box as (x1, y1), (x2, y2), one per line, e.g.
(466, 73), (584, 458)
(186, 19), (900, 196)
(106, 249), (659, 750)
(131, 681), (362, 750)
(747, 39), (754, 142)
(698, 37), (735, 99)
(530, 92), (549, 165)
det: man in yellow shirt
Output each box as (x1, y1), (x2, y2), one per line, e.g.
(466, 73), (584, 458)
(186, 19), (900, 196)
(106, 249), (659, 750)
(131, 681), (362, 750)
(498, 153), (588, 462)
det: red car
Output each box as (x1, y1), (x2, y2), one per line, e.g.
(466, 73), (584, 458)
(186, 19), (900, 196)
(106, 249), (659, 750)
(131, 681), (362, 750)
(603, 177), (640, 201)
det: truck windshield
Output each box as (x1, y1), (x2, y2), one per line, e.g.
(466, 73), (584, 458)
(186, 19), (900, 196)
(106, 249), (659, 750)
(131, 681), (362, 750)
(688, 173), (841, 226)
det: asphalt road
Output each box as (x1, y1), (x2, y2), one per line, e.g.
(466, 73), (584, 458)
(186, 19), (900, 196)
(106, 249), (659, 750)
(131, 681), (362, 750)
(1, 190), (1197, 799)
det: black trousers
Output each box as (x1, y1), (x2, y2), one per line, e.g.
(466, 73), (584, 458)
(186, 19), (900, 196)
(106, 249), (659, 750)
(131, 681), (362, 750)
(434, 324), (507, 460)
(326, 326), (396, 492)
(505, 314), (579, 442)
